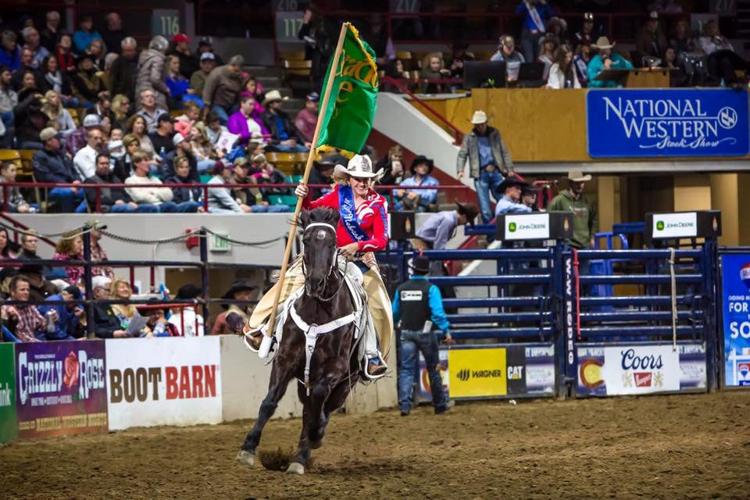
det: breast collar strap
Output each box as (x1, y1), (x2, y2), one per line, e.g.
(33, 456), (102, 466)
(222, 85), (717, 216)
(290, 303), (357, 393)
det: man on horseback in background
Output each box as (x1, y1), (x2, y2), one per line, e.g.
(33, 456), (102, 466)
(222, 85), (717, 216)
(245, 153), (391, 378)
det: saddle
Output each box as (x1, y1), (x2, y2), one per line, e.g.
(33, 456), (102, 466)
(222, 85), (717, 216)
(270, 259), (370, 392)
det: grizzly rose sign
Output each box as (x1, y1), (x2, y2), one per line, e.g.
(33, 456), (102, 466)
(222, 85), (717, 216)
(15, 340), (108, 438)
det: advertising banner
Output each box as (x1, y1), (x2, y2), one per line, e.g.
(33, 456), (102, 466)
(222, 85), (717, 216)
(106, 337), (222, 430)
(577, 343), (706, 396)
(0, 343), (17, 443)
(448, 347), (506, 398)
(720, 253), (750, 386)
(587, 89), (749, 158)
(419, 345), (555, 401)
(504, 213), (550, 241)
(15, 340), (107, 438)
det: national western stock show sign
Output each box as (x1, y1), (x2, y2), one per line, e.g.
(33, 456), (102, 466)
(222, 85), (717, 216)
(720, 253), (750, 387)
(15, 340), (108, 438)
(106, 336), (222, 430)
(587, 89), (749, 158)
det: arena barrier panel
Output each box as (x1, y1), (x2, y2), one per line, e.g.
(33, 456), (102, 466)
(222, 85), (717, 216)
(718, 248), (750, 388)
(106, 337), (223, 431)
(0, 343), (18, 443)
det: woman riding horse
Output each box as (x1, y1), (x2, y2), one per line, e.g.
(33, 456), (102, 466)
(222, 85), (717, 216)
(245, 154), (392, 377)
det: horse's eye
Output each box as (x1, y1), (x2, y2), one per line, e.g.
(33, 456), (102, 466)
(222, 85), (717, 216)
(316, 230), (327, 240)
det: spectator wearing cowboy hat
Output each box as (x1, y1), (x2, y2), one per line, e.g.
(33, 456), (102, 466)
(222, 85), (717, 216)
(394, 155), (440, 212)
(294, 92), (319, 143)
(415, 202), (479, 251)
(137, 299), (177, 337)
(211, 280), (257, 335)
(309, 152), (345, 198)
(587, 36), (633, 88)
(262, 90), (308, 152)
(456, 109), (514, 223)
(548, 170), (597, 249)
(495, 175), (532, 216)
(169, 283), (205, 337)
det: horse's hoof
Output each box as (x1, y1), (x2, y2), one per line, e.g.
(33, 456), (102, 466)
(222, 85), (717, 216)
(310, 439), (323, 450)
(235, 449), (255, 467)
(286, 462), (305, 475)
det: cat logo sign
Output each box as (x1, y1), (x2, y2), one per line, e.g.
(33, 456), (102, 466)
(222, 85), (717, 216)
(448, 348), (506, 398)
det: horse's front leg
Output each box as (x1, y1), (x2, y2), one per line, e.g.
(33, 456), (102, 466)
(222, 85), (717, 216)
(236, 358), (295, 466)
(286, 379), (331, 474)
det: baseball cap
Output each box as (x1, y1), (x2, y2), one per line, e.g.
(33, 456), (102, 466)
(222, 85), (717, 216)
(157, 113), (173, 125)
(83, 114), (102, 128)
(172, 133), (185, 146)
(200, 52), (216, 62)
(251, 153), (266, 164)
(306, 92), (320, 102)
(39, 127), (59, 142)
(172, 33), (190, 44)
(92, 275), (112, 290)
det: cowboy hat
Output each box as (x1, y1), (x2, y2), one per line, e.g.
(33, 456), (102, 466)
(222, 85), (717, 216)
(408, 254), (430, 275)
(498, 175), (529, 192)
(471, 110), (488, 124)
(567, 169), (592, 182)
(456, 202), (479, 226)
(175, 283), (203, 300)
(221, 280), (257, 299)
(333, 154), (381, 179)
(410, 155), (434, 175)
(262, 89), (288, 106)
(592, 36), (615, 50)
(522, 183), (542, 196)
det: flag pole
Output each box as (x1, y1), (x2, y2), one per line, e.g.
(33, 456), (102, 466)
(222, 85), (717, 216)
(264, 21), (350, 339)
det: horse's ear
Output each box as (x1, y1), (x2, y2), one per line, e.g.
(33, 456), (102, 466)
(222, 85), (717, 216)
(299, 210), (310, 228)
(327, 209), (340, 226)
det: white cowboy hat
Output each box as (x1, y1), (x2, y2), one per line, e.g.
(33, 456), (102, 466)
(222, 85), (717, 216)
(593, 36), (615, 50)
(262, 89), (288, 106)
(471, 110), (488, 124)
(567, 169), (592, 182)
(333, 154), (381, 179)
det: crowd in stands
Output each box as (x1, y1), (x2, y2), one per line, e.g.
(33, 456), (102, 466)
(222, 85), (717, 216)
(0, 224), (265, 341)
(377, 3), (748, 90)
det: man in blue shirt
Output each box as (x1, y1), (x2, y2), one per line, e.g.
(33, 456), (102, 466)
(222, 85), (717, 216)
(415, 202), (479, 251)
(495, 175), (532, 216)
(393, 255), (452, 416)
(588, 36), (634, 88)
(393, 155), (440, 212)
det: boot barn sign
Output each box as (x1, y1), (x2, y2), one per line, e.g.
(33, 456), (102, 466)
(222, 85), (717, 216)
(105, 337), (222, 430)
(586, 89), (748, 158)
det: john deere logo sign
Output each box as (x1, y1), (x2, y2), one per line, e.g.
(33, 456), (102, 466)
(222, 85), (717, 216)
(508, 222), (517, 232)
(651, 212), (698, 239)
(656, 220), (665, 231)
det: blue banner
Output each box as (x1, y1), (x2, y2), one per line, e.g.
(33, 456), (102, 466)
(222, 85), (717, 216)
(720, 254), (750, 387)
(587, 89), (749, 158)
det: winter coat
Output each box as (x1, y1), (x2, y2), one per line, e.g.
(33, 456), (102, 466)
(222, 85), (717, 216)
(135, 49), (169, 110)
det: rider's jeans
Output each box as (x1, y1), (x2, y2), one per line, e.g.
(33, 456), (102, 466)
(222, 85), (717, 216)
(398, 330), (447, 413)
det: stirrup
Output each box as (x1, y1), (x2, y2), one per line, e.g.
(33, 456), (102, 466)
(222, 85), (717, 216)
(258, 334), (276, 359)
(364, 356), (388, 380)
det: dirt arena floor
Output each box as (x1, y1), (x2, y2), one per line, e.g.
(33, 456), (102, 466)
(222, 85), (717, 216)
(3, 390), (749, 499)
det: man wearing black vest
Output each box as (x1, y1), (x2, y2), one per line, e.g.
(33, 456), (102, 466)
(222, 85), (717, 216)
(393, 254), (452, 416)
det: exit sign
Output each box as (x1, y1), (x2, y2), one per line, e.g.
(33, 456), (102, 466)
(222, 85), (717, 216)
(210, 232), (231, 252)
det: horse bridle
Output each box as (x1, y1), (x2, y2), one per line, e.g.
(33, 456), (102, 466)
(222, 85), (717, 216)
(301, 222), (341, 302)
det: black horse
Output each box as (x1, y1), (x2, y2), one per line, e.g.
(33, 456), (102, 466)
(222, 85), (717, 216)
(236, 208), (362, 474)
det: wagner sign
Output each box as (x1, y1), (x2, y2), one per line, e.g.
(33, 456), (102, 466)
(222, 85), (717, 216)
(587, 89), (749, 158)
(448, 347), (506, 398)
(106, 337), (222, 430)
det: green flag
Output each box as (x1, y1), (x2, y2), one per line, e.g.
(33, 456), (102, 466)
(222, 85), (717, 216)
(315, 23), (379, 157)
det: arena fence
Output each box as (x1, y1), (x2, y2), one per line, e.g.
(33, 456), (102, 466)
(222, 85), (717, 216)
(388, 210), (724, 402)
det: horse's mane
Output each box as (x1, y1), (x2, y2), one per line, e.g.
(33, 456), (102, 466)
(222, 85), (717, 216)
(300, 207), (340, 229)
